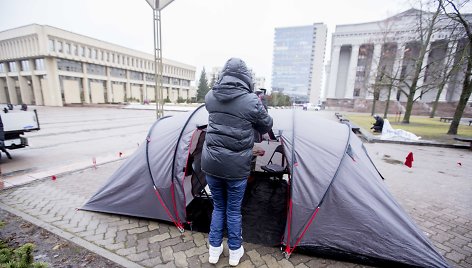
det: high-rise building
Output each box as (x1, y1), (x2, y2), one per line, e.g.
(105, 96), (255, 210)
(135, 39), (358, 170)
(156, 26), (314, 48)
(0, 24), (196, 106)
(271, 23), (327, 104)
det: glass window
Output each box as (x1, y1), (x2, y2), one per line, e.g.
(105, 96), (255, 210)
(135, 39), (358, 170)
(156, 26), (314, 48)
(48, 39), (55, 52)
(130, 71), (143, 80)
(91, 49), (97, 59)
(9, 62), (17, 72)
(99, 50), (103, 60)
(65, 43), (70, 54)
(79, 46), (84, 57)
(57, 41), (63, 53)
(57, 59), (83, 72)
(72, 44), (77, 55)
(86, 63), (106, 75)
(87, 48), (91, 58)
(110, 67), (126, 78)
(35, 59), (44, 70)
(0, 63), (4, 73)
(111, 54), (115, 63)
(21, 60), (30, 71)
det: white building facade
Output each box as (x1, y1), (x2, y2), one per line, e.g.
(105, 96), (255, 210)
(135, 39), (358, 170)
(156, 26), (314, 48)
(325, 9), (471, 105)
(0, 24), (196, 106)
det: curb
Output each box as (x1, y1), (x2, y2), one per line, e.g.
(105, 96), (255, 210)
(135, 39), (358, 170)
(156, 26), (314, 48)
(0, 203), (144, 268)
(354, 125), (471, 150)
(2, 156), (128, 190)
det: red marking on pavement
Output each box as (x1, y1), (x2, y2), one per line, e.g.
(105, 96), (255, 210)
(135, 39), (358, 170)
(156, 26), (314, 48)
(404, 152), (414, 168)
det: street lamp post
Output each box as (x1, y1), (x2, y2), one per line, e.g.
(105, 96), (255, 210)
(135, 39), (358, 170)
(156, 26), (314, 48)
(146, 0), (175, 118)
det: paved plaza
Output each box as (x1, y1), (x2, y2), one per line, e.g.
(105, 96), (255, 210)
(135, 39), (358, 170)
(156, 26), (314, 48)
(1, 108), (471, 267)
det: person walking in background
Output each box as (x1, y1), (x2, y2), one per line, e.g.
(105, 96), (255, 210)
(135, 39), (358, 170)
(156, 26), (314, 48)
(201, 58), (273, 266)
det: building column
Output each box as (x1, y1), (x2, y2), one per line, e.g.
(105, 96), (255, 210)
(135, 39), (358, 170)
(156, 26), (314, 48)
(30, 59), (44, 105)
(344, 44), (360, 98)
(327, 45), (341, 98)
(18, 75), (33, 104)
(0, 78), (8, 103)
(5, 75), (18, 104)
(367, 43), (382, 99)
(390, 43), (406, 101)
(43, 57), (62, 106)
(440, 40), (458, 101)
(106, 66), (112, 103)
(125, 70), (131, 102)
(416, 42), (432, 98)
(83, 63), (90, 103)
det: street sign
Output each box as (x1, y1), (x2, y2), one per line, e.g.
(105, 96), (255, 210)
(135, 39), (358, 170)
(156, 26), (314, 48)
(146, 0), (175, 10)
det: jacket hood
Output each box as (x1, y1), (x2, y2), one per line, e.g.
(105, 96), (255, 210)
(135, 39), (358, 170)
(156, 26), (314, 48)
(211, 58), (253, 103)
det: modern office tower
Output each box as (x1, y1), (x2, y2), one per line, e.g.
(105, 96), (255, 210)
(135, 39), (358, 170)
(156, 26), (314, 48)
(271, 23), (327, 104)
(0, 24), (196, 106)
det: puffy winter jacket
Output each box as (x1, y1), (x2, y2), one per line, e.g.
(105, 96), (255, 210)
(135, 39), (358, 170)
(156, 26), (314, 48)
(201, 58), (273, 180)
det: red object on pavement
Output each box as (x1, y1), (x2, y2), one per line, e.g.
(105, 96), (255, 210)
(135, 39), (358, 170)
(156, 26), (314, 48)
(404, 152), (414, 168)
(457, 162), (462, 166)
(51, 175), (57, 181)
(119, 152), (123, 157)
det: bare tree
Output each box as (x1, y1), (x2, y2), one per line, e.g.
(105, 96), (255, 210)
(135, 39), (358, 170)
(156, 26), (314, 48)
(439, 0), (472, 135)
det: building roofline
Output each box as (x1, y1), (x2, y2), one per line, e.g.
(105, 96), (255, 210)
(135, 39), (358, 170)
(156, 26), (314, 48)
(0, 23), (195, 70)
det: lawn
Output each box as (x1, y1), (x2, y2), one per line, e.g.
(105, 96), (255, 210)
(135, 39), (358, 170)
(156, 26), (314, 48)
(345, 113), (472, 143)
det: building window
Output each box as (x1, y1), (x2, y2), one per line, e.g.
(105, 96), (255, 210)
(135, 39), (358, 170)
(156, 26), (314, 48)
(99, 50), (103, 60)
(72, 44), (77, 55)
(48, 39), (55, 52)
(79, 46), (84, 57)
(110, 67), (126, 78)
(57, 59), (83, 72)
(172, 78), (179, 85)
(65, 43), (70, 54)
(87, 48), (91, 58)
(35, 59), (44, 70)
(354, 88), (360, 97)
(86, 63), (106, 75)
(57, 41), (63, 53)
(111, 54), (115, 63)
(130, 71), (143, 80)
(145, 73), (155, 82)
(21, 60), (30, 71)
(91, 49), (96, 59)
(8, 62), (17, 72)
(0, 63), (4, 73)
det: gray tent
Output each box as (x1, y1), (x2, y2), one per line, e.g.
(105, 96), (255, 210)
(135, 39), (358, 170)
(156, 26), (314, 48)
(82, 105), (449, 267)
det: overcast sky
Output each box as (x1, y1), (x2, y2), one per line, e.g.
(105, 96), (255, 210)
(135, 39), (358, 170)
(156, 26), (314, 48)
(1, 0), (439, 88)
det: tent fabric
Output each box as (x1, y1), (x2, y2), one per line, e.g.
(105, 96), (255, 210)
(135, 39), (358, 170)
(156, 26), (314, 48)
(82, 106), (449, 267)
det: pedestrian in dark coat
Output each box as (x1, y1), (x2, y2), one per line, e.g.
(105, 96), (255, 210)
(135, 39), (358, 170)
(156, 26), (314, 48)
(201, 58), (273, 266)
(371, 115), (384, 132)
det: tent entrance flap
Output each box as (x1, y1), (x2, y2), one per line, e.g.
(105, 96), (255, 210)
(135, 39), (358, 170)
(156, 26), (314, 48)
(185, 173), (288, 246)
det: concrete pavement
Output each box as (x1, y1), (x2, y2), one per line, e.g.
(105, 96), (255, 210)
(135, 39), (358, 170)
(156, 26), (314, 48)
(1, 141), (471, 267)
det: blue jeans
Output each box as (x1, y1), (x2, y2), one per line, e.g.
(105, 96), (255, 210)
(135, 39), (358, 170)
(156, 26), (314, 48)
(206, 175), (247, 250)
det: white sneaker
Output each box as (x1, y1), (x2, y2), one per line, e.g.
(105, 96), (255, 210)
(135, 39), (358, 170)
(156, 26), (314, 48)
(229, 245), (244, 266)
(208, 244), (223, 264)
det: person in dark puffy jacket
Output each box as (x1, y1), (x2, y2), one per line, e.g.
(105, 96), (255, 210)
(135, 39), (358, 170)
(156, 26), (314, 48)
(201, 58), (273, 266)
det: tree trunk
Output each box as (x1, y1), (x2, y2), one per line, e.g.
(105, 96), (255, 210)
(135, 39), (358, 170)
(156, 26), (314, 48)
(371, 92), (377, 116)
(448, 60), (472, 134)
(430, 82), (446, 118)
(384, 84), (393, 118)
(402, 93), (415, 123)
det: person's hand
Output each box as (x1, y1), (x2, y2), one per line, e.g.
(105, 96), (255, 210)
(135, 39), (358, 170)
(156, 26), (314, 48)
(252, 146), (265, 156)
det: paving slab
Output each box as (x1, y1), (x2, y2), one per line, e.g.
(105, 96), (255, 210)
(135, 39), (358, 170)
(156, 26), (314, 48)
(0, 141), (471, 267)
